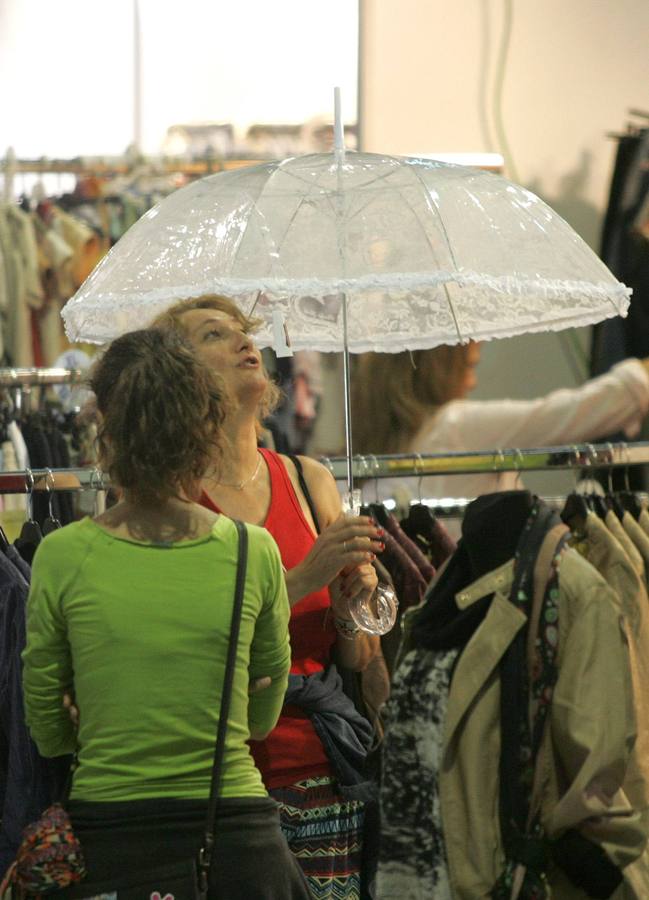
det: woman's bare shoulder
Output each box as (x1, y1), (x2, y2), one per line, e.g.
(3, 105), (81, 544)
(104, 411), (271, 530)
(279, 454), (342, 525)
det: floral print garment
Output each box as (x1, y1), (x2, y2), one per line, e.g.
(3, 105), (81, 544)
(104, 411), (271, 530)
(377, 647), (459, 900)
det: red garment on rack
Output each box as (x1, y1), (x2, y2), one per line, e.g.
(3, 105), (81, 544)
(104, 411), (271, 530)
(200, 448), (335, 788)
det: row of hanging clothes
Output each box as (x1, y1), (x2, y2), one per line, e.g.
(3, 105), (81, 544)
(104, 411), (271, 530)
(0, 195), (104, 368)
(326, 446), (649, 898)
(0, 469), (106, 871)
(3, 161), (327, 454)
(0, 369), (99, 544)
(0, 158), (184, 369)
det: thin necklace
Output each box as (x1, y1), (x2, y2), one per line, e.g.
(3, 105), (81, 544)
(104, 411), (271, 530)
(217, 451), (262, 491)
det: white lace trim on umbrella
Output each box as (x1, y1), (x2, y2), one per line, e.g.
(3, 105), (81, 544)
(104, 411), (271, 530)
(62, 269), (630, 351)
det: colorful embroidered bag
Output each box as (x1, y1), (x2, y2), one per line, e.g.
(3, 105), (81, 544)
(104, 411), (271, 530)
(0, 800), (85, 896)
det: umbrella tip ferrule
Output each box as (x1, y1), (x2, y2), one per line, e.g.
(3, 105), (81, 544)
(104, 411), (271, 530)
(333, 86), (345, 158)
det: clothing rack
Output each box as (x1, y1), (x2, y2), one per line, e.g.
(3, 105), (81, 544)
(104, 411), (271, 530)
(0, 368), (86, 386)
(0, 368), (87, 416)
(0, 440), (643, 497)
(0, 468), (105, 496)
(2, 155), (264, 179)
(321, 441), (649, 481)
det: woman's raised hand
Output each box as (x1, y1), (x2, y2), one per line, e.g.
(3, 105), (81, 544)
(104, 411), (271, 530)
(329, 562), (379, 621)
(286, 514), (383, 604)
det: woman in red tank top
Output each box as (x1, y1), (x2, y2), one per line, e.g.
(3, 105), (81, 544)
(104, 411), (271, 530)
(154, 295), (382, 900)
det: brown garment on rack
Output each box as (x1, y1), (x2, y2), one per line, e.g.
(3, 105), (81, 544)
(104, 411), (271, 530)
(577, 511), (649, 899)
(377, 532), (428, 676)
(428, 518), (457, 569)
(383, 512), (435, 583)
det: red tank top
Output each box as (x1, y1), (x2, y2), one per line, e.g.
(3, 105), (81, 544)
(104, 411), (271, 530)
(200, 448), (335, 788)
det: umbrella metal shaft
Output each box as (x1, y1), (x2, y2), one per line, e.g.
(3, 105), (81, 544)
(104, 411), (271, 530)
(341, 293), (354, 494)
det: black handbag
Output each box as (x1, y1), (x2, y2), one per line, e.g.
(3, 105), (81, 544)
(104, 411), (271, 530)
(65, 519), (250, 900)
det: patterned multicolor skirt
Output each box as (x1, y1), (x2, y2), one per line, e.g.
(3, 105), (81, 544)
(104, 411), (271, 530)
(271, 775), (365, 900)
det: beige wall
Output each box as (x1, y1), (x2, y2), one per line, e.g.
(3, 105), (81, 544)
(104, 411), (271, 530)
(320, 0), (649, 492)
(360, 0), (649, 250)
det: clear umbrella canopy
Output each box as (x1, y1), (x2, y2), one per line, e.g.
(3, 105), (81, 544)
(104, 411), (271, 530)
(62, 151), (630, 351)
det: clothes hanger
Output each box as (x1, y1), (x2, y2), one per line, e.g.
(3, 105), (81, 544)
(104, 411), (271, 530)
(560, 447), (590, 531)
(401, 453), (438, 544)
(357, 455), (390, 525)
(16, 469), (43, 553)
(90, 466), (107, 517)
(599, 447), (625, 520)
(612, 442), (642, 519)
(42, 469), (62, 535)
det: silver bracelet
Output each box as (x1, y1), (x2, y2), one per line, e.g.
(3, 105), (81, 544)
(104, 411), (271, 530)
(334, 616), (361, 639)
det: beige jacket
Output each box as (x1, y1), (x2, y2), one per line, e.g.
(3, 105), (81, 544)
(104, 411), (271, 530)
(401, 530), (645, 899)
(622, 511), (649, 584)
(606, 510), (645, 582)
(581, 513), (649, 897)
(638, 508), (649, 539)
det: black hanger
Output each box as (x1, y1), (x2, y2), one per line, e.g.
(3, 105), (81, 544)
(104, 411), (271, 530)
(15, 471), (43, 563)
(590, 494), (609, 519)
(402, 502), (437, 540)
(605, 492), (625, 521)
(560, 492), (590, 530)
(400, 503), (440, 559)
(616, 490), (643, 520)
(41, 470), (62, 535)
(368, 502), (390, 528)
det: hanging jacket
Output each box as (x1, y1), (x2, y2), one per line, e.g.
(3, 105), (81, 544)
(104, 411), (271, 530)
(576, 512), (649, 898)
(395, 532), (644, 899)
(0, 552), (69, 871)
(621, 511), (649, 582)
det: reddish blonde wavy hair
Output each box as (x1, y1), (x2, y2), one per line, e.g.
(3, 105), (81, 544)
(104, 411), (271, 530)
(152, 295), (281, 423)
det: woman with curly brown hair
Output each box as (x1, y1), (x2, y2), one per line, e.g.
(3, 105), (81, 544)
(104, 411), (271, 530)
(21, 328), (311, 899)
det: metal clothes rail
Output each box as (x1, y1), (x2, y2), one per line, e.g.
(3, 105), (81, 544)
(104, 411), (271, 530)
(0, 441), (644, 496)
(0, 368), (85, 386)
(320, 441), (649, 481)
(0, 367), (87, 415)
(0, 468), (106, 496)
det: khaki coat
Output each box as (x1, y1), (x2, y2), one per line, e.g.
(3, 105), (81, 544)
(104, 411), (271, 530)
(580, 513), (649, 898)
(399, 529), (645, 899)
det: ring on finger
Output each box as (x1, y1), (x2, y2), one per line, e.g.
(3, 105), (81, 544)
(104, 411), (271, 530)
(343, 540), (348, 553)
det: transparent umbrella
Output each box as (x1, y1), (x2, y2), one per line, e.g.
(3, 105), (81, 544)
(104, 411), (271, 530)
(62, 144), (630, 491)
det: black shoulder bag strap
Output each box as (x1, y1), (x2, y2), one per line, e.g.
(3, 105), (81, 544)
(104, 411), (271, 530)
(289, 454), (321, 535)
(197, 518), (249, 895)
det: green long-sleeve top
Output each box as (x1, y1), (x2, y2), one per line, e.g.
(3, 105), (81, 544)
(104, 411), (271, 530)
(22, 515), (291, 802)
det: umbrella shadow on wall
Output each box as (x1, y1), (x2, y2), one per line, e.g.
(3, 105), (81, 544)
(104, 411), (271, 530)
(526, 151), (601, 381)
(527, 149), (600, 251)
